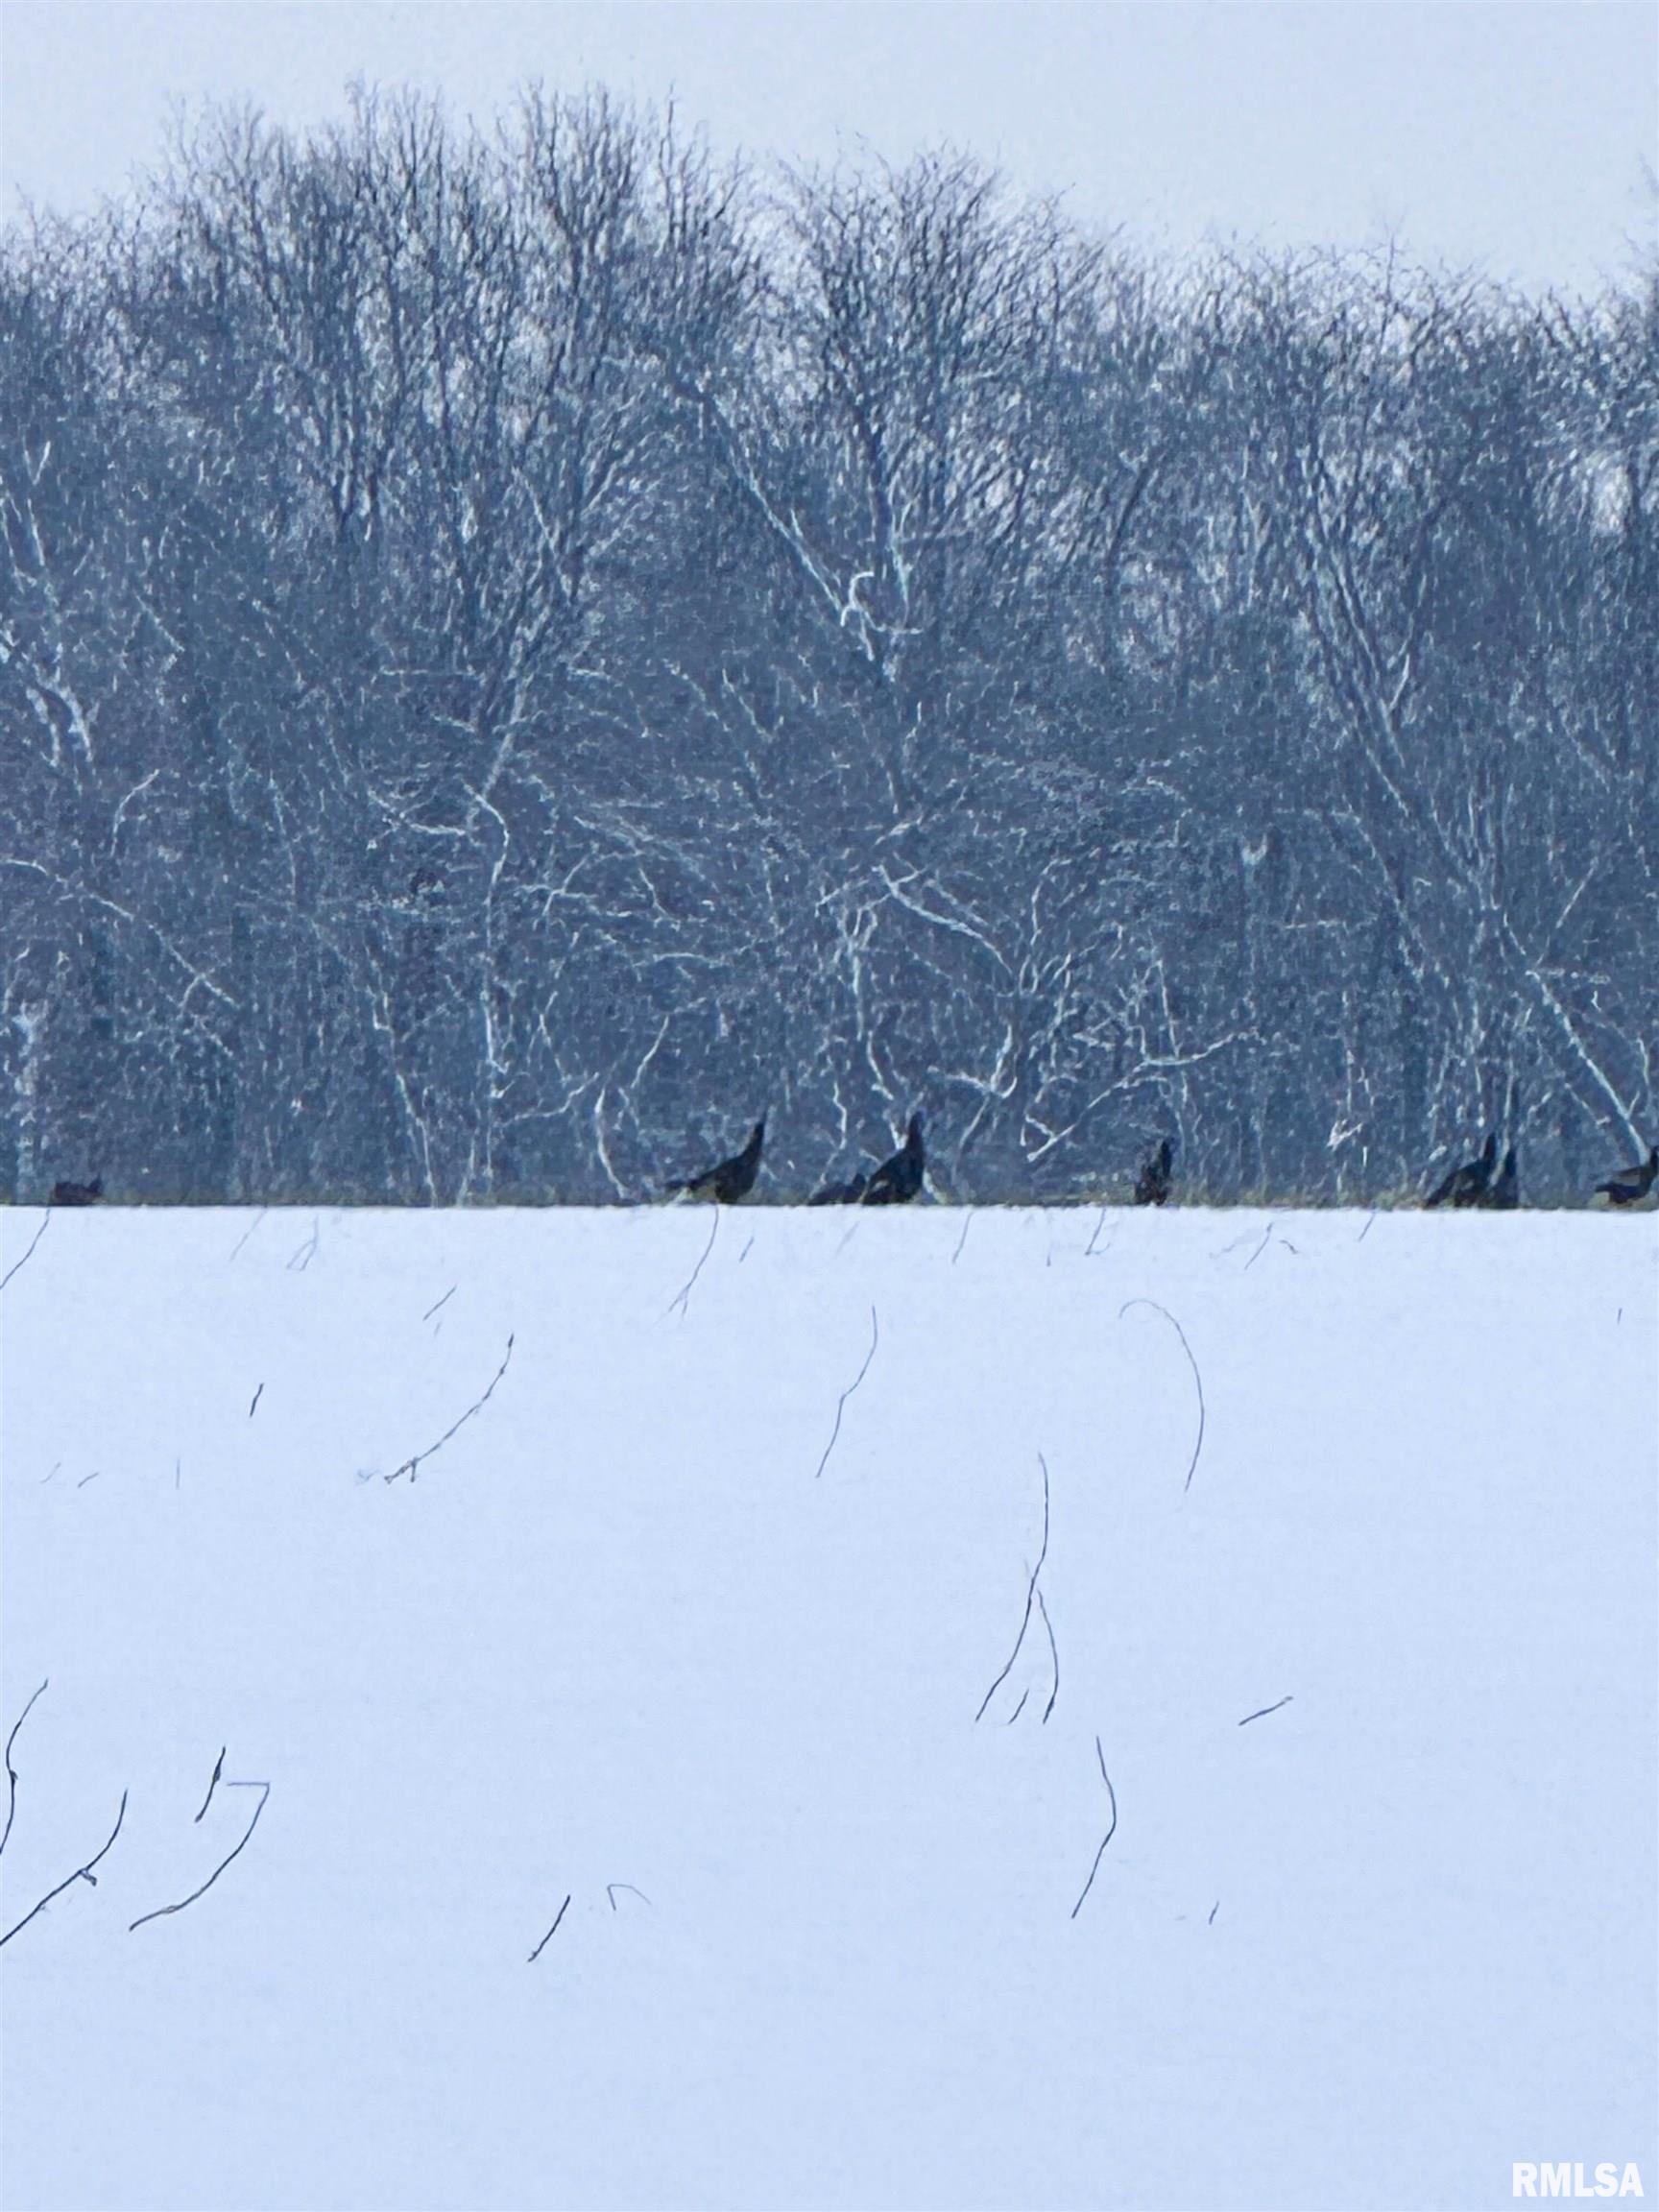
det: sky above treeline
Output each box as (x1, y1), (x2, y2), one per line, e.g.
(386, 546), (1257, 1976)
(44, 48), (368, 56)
(1, 1), (1654, 295)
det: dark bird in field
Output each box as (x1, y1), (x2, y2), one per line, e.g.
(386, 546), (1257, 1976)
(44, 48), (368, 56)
(1425, 1132), (1497, 1209)
(862, 1113), (926, 1206)
(807, 1169), (868, 1206)
(49, 1177), (102, 1207)
(1481, 1145), (1519, 1211)
(666, 1118), (765, 1204)
(1595, 1143), (1657, 1208)
(1135, 1138), (1174, 1207)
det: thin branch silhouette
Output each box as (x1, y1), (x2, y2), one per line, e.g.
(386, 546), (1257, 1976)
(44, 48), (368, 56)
(1, 1679), (49, 1860)
(529, 1894), (571, 1961)
(667, 1210), (720, 1318)
(1, 1791), (128, 1950)
(194, 1747), (226, 1823)
(248, 1382), (264, 1419)
(1037, 1586), (1060, 1723)
(0, 1211), (51, 1294)
(1070, 1738), (1118, 1920)
(975, 1454), (1050, 1721)
(607, 1883), (652, 1911)
(384, 1334), (516, 1484)
(130, 1778), (270, 1933)
(1119, 1298), (1206, 1491)
(228, 1208), (268, 1262)
(813, 1306), (879, 1479)
(1238, 1695), (1293, 1727)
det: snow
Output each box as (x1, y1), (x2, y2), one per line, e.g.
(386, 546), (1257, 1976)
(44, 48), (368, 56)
(1, 1204), (1654, 2211)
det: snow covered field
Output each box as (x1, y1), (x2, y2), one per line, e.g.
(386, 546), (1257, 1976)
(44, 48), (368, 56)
(1, 1203), (1654, 2212)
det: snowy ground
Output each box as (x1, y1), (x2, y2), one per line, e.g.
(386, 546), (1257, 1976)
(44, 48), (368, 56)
(1, 1203), (1654, 2212)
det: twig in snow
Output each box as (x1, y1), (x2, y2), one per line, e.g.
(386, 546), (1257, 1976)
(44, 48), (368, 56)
(1238, 1695), (1293, 1727)
(1242, 1226), (1273, 1270)
(1208, 1900), (1219, 1925)
(739, 1235), (755, 1263)
(607, 1883), (652, 1911)
(1070, 1737), (1118, 1920)
(0, 1791), (128, 1949)
(228, 1209), (267, 1262)
(1085, 1205), (1109, 1258)
(1, 1679), (48, 1861)
(76, 1471), (101, 1489)
(194, 1747), (226, 1823)
(39, 1462), (60, 1485)
(1037, 1586), (1060, 1723)
(951, 1211), (974, 1263)
(975, 1454), (1050, 1721)
(286, 1221), (319, 1272)
(130, 1778), (269, 1932)
(422, 1286), (455, 1325)
(1118, 1299), (1206, 1492)
(1002, 1688), (1030, 1726)
(0, 1211), (51, 1295)
(248, 1382), (264, 1419)
(384, 1334), (516, 1485)
(1357, 1213), (1376, 1243)
(813, 1306), (879, 1479)
(666, 1210), (720, 1318)
(529, 1893), (571, 1961)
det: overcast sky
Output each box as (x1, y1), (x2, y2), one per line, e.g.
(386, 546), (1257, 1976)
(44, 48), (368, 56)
(1, 2), (1654, 292)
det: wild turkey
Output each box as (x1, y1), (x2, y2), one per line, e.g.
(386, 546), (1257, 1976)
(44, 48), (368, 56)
(49, 1177), (103, 1207)
(1425, 1132), (1496, 1209)
(666, 1118), (765, 1204)
(1595, 1143), (1658, 1209)
(1135, 1138), (1173, 1207)
(807, 1169), (868, 1206)
(862, 1113), (925, 1206)
(1481, 1146), (1519, 1210)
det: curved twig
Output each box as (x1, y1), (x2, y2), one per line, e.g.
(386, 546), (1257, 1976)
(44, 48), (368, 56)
(194, 1746), (226, 1823)
(1119, 1298), (1206, 1491)
(384, 1334), (516, 1484)
(1, 1679), (49, 1860)
(1238, 1695), (1293, 1727)
(975, 1455), (1050, 1721)
(0, 1212), (51, 1295)
(1037, 1587), (1060, 1723)
(1070, 1738), (1118, 1919)
(529, 1893), (571, 1961)
(130, 1779), (269, 1932)
(813, 1306), (879, 1479)
(667, 1211), (720, 1318)
(1, 1790), (128, 1949)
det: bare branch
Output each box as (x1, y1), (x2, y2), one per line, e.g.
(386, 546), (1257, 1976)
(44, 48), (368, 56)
(975, 1453), (1050, 1720)
(1070, 1738), (1118, 1920)
(130, 1778), (270, 1933)
(384, 1334), (517, 1484)
(1, 1791), (128, 1950)
(1119, 1299), (1207, 1492)
(1, 1679), (49, 1861)
(813, 1305), (879, 1479)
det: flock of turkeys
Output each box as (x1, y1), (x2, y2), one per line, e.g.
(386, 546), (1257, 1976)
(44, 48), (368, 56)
(37, 1130), (1657, 1212)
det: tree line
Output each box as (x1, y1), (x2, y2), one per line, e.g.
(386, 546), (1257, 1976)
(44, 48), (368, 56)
(2, 88), (1653, 1203)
